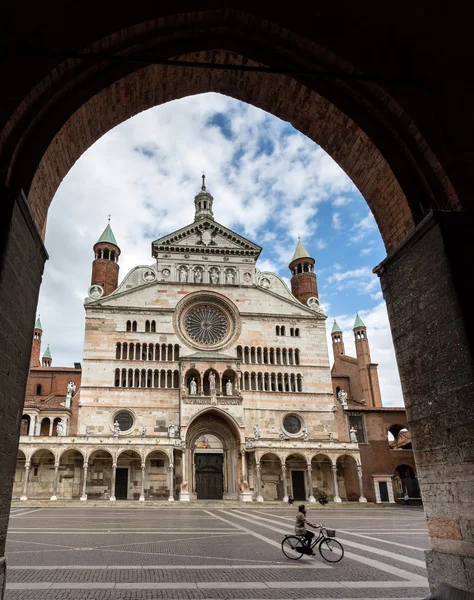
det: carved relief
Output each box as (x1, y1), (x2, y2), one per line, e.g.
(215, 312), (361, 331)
(143, 270), (156, 283)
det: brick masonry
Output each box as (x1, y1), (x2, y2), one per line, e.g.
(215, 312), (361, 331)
(377, 211), (474, 592)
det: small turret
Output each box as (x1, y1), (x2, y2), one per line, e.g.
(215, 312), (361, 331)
(289, 238), (319, 306)
(194, 174), (214, 221)
(42, 345), (52, 367)
(331, 320), (345, 357)
(30, 315), (43, 367)
(91, 219), (121, 296)
(353, 314), (382, 407)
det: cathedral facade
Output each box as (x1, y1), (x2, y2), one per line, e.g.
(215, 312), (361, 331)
(15, 180), (368, 503)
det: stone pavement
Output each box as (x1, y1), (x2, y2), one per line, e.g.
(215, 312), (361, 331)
(5, 504), (430, 599)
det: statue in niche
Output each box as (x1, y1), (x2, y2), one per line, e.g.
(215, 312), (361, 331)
(253, 424), (261, 440)
(168, 422), (176, 438)
(209, 372), (216, 393)
(180, 268), (188, 282)
(226, 270), (235, 284)
(85, 426), (91, 436)
(162, 268), (170, 279)
(350, 427), (358, 443)
(189, 378), (197, 395)
(302, 427), (309, 441)
(337, 389), (348, 407)
(194, 270), (202, 283)
(226, 380), (233, 396)
(243, 272), (251, 283)
(56, 419), (65, 436)
(113, 420), (120, 437)
(210, 269), (219, 284)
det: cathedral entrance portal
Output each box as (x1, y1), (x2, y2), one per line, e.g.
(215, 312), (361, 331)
(195, 454), (224, 500)
(291, 471), (306, 501)
(184, 411), (241, 501)
(115, 468), (128, 499)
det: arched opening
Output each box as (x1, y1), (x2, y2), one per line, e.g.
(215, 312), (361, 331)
(39, 418), (50, 436)
(336, 455), (359, 502)
(0, 10), (470, 592)
(310, 454), (334, 502)
(258, 453), (282, 501)
(393, 464), (420, 500)
(116, 450), (142, 500)
(20, 415), (31, 436)
(388, 425), (412, 450)
(13, 450), (26, 499)
(185, 410), (241, 500)
(185, 368), (200, 395)
(222, 369), (237, 396)
(87, 450), (114, 500)
(145, 450), (171, 500)
(285, 453), (308, 501)
(203, 369), (220, 396)
(36, 384), (42, 396)
(29, 449), (56, 499)
(58, 449), (84, 500)
(52, 417), (62, 436)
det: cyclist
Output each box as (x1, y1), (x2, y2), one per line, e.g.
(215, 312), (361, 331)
(295, 504), (317, 554)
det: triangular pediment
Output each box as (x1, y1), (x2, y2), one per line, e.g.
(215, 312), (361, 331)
(152, 219), (262, 257)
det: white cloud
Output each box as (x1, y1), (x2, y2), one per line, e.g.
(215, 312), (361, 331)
(350, 210), (378, 243)
(360, 248), (372, 256)
(371, 291), (383, 300)
(326, 302), (403, 406)
(332, 212), (342, 230)
(333, 195), (352, 207)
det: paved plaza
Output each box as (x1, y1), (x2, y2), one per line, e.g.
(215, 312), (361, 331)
(5, 505), (430, 599)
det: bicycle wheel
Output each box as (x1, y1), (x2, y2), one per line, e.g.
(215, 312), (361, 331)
(319, 537), (344, 563)
(281, 536), (305, 560)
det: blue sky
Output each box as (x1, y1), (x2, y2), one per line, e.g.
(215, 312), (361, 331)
(37, 93), (402, 405)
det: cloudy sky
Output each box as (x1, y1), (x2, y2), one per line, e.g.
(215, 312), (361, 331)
(37, 92), (403, 406)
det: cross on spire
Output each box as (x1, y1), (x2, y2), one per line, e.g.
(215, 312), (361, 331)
(202, 172), (206, 190)
(108, 214), (111, 223)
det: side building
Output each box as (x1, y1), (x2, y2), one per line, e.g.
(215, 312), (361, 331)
(331, 317), (420, 504)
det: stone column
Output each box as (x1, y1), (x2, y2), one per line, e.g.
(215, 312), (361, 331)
(376, 212), (474, 593)
(307, 464), (316, 502)
(239, 450), (252, 502)
(48, 420), (53, 437)
(110, 463), (117, 501)
(139, 462), (146, 501)
(80, 463), (88, 501)
(28, 415), (35, 436)
(357, 465), (367, 503)
(282, 464), (288, 502)
(332, 465), (342, 502)
(50, 462), (59, 500)
(179, 449), (190, 501)
(20, 462), (30, 501)
(256, 464), (263, 502)
(168, 463), (174, 502)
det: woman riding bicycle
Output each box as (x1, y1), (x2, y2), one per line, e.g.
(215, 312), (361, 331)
(295, 504), (317, 554)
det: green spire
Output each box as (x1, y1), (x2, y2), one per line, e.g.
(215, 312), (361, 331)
(42, 345), (52, 359)
(331, 320), (342, 334)
(291, 238), (311, 262)
(96, 223), (118, 247)
(35, 315), (42, 331)
(354, 314), (366, 329)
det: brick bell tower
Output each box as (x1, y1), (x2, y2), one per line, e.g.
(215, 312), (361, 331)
(353, 314), (382, 407)
(30, 315), (43, 367)
(91, 219), (121, 296)
(331, 320), (345, 357)
(289, 238), (319, 306)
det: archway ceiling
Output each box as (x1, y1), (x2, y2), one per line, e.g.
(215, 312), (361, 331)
(1, 4), (469, 250)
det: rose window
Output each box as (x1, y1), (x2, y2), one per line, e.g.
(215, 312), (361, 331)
(184, 305), (228, 345)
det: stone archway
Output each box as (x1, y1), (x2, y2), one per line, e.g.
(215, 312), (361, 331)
(57, 449), (85, 500)
(86, 449), (114, 501)
(310, 454), (334, 502)
(28, 449), (56, 499)
(184, 410), (241, 500)
(1, 7), (473, 593)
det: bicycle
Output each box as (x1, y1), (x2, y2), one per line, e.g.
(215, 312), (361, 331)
(281, 523), (344, 562)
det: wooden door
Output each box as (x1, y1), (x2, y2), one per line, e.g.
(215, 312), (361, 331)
(291, 470), (306, 501)
(195, 454), (223, 500)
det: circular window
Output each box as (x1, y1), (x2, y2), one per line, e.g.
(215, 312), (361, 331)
(115, 411), (134, 431)
(283, 414), (302, 435)
(185, 304), (228, 345)
(174, 291), (241, 351)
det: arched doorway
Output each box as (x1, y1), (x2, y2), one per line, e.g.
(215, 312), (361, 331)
(258, 453), (282, 501)
(87, 450), (114, 500)
(185, 410), (241, 500)
(58, 449), (84, 499)
(116, 450), (142, 500)
(394, 464), (420, 500)
(145, 451), (172, 500)
(336, 455), (359, 502)
(285, 454), (308, 501)
(29, 449), (56, 499)
(311, 454), (333, 501)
